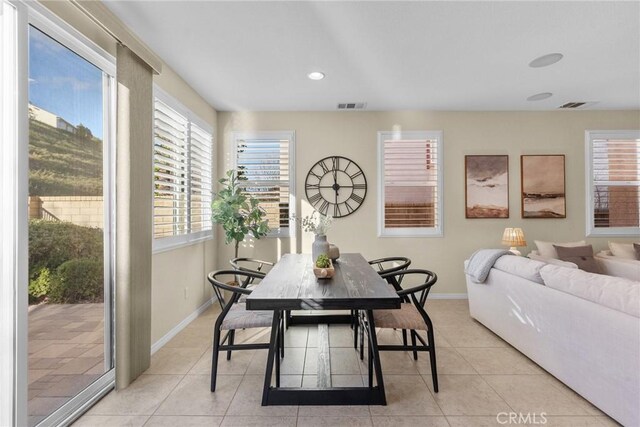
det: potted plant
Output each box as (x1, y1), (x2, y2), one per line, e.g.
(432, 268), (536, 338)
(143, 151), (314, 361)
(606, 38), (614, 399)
(211, 169), (270, 259)
(296, 212), (333, 263)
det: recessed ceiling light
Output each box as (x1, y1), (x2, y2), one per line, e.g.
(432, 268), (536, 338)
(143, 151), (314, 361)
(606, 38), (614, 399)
(527, 92), (553, 101)
(529, 53), (564, 68)
(307, 71), (325, 80)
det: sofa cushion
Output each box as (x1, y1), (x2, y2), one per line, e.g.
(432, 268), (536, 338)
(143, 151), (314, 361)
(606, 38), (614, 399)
(609, 242), (637, 260)
(493, 255), (546, 284)
(535, 240), (586, 259)
(528, 251), (579, 269)
(554, 244), (601, 274)
(540, 264), (640, 317)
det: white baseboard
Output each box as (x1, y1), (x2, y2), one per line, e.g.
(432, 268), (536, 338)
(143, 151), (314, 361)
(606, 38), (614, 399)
(429, 293), (468, 299)
(151, 297), (216, 355)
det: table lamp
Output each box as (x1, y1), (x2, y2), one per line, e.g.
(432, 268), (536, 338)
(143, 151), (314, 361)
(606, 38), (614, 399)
(501, 227), (526, 256)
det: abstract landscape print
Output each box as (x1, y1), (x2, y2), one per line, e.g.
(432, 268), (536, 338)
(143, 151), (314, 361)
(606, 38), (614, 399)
(521, 155), (566, 218)
(465, 155), (509, 218)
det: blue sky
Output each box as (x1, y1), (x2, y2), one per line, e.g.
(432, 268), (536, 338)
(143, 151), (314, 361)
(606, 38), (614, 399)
(29, 26), (104, 139)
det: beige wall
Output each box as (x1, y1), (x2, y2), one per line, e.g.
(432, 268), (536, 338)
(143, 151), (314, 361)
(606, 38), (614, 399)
(217, 110), (640, 295)
(40, 1), (217, 344)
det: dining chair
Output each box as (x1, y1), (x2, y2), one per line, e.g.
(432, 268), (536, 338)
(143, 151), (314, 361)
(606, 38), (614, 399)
(354, 257), (412, 359)
(207, 270), (284, 392)
(366, 269), (439, 392)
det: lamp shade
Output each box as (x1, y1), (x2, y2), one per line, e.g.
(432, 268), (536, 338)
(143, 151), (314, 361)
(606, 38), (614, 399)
(501, 228), (526, 247)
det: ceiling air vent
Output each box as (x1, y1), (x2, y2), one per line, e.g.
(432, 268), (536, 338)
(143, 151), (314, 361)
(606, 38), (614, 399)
(337, 102), (367, 110)
(558, 102), (587, 109)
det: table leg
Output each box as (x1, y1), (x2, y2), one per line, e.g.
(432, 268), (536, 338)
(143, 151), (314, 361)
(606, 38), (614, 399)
(365, 309), (387, 405)
(262, 310), (281, 406)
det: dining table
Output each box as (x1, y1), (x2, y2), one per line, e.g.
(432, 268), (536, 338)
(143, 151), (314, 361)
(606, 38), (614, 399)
(245, 253), (401, 406)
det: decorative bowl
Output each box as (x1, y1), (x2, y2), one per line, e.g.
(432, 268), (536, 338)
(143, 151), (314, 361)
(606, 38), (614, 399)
(313, 260), (335, 279)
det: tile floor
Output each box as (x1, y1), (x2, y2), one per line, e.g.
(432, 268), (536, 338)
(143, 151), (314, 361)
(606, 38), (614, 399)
(29, 303), (106, 426)
(74, 300), (618, 426)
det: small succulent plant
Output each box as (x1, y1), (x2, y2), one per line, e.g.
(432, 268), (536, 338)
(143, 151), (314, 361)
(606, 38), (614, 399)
(315, 254), (331, 269)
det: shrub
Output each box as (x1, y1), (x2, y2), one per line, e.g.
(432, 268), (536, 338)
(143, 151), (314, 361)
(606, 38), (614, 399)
(49, 258), (103, 304)
(28, 267), (51, 303)
(28, 219), (103, 279)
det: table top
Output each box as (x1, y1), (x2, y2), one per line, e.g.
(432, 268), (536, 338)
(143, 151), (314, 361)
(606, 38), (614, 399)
(245, 253), (401, 311)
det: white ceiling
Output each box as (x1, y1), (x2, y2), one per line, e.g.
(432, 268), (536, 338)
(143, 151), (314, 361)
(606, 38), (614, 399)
(104, 1), (640, 112)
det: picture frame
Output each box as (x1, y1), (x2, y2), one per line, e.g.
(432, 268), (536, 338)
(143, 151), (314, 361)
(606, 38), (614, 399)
(521, 154), (566, 218)
(465, 155), (509, 218)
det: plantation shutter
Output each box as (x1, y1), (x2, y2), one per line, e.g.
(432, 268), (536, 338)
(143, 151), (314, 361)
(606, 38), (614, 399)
(189, 124), (213, 233)
(383, 138), (439, 229)
(153, 99), (188, 238)
(591, 137), (640, 228)
(236, 137), (291, 233)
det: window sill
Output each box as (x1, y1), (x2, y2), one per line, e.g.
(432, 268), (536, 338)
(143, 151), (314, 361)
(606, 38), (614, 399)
(586, 227), (640, 238)
(153, 231), (213, 254)
(378, 228), (444, 238)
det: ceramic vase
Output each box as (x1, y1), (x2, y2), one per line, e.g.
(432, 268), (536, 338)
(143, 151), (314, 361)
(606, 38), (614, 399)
(312, 234), (330, 264)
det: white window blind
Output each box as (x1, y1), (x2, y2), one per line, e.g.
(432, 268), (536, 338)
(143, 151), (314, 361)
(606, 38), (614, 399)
(153, 89), (214, 249)
(234, 132), (295, 237)
(586, 131), (640, 236)
(378, 131), (443, 237)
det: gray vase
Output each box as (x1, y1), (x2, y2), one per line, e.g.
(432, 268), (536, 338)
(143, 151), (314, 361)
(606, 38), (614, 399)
(312, 234), (330, 264)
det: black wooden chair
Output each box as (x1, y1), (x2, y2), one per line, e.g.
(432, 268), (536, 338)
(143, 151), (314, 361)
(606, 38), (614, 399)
(366, 269), (439, 392)
(207, 270), (284, 392)
(354, 257), (412, 359)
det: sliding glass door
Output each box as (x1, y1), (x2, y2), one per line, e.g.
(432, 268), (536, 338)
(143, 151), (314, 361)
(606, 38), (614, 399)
(25, 6), (116, 427)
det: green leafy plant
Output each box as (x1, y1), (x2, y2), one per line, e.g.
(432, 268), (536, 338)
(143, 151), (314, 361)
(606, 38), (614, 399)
(294, 212), (333, 236)
(28, 267), (52, 303)
(211, 169), (270, 258)
(49, 258), (103, 304)
(315, 254), (331, 268)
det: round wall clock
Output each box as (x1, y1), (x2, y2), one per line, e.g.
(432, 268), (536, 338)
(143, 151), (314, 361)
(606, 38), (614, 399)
(305, 156), (367, 218)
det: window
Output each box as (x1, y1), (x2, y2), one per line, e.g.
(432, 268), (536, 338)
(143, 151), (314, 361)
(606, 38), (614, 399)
(586, 130), (640, 236)
(378, 131), (443, 237)
(233, 131), (295, 237)
(153, 88), (214, 251)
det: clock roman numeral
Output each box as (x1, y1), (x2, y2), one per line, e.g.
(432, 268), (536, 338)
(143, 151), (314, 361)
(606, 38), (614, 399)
(308, 192), (322, 205)
(353, 183), (366, 190)
(305, 183), (320, 190)
(349, 193), (364, 205)
(349, 170), (363, 180)
(319, 161), (330, 174)
(344, 200), (354, 213)
(319, 200), (329, 215)
(334, 203), (341, 217)
(309, 170), (323, 181)
(331, 156), (340, 171)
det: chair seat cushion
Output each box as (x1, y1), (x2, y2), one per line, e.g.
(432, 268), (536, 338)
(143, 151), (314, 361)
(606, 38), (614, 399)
(221, 303), (273, 330)
(373, 303), (428, 330)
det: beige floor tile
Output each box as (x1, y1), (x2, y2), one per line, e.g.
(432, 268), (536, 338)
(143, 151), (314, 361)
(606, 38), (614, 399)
(147, 347), (206, 375)
(234, 327), (271, 345)
(302, 375), (316, 387)
(332, 374), (365, 387)
(284, 326), (310, 347)
(155, 374), (242, 416)
(330, 348), (361, 374)
(372, 416), (450, 426)
(446, 415), (504, 426)
(424, 374), (511, 416)
(369, 375), (442, 416)
(540, 416), (619, 426)
(164, 328), (212, 351)
(280, 374), (303, 387)
(456, 347), (544, 375)
(225, 375), (298, 417)
(221, 416), (296, 426)
(415, 347), (476, 375)
(190, 348), (255, 375)
(299, 403), (370, 417)
(281, 347), (307, 375)
(144, 415), (223, 426)
(89, 374), (182, 415)
(483, 375), (602, 416)
(72, 415), (149, 426)
(437, 324), (507, 348)
(297, 416), (373, 427)
(329, 325), (356, 347)
(246, 350), (270, 375)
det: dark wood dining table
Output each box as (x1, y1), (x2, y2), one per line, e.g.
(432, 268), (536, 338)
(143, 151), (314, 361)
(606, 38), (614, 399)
(245, 253), (401, 406)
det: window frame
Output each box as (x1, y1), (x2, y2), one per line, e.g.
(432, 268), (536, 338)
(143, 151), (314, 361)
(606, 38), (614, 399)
(377, 130), (444, 238)
(232, 130), (296, 238)
(152, 86), (215, 253)
(585, 130), (640, 237)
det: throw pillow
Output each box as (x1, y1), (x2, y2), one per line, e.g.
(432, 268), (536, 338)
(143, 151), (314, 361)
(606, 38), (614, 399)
(535, 240), (586, 259)
(609, 242), (637, 260)
(634, 243), (640, 261)
(554, 244), (601, 274)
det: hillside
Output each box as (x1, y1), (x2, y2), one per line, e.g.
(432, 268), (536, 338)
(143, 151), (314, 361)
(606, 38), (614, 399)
(29, 119), (103, 196)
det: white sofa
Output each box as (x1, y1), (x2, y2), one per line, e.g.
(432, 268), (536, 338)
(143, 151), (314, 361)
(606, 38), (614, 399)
(595, 250), (640, 282)
(465, 256), (640, 427)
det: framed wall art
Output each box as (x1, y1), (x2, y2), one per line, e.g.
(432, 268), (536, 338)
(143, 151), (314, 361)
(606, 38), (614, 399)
(521, 154), (566, 218)
(465, 155), (509, 218)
